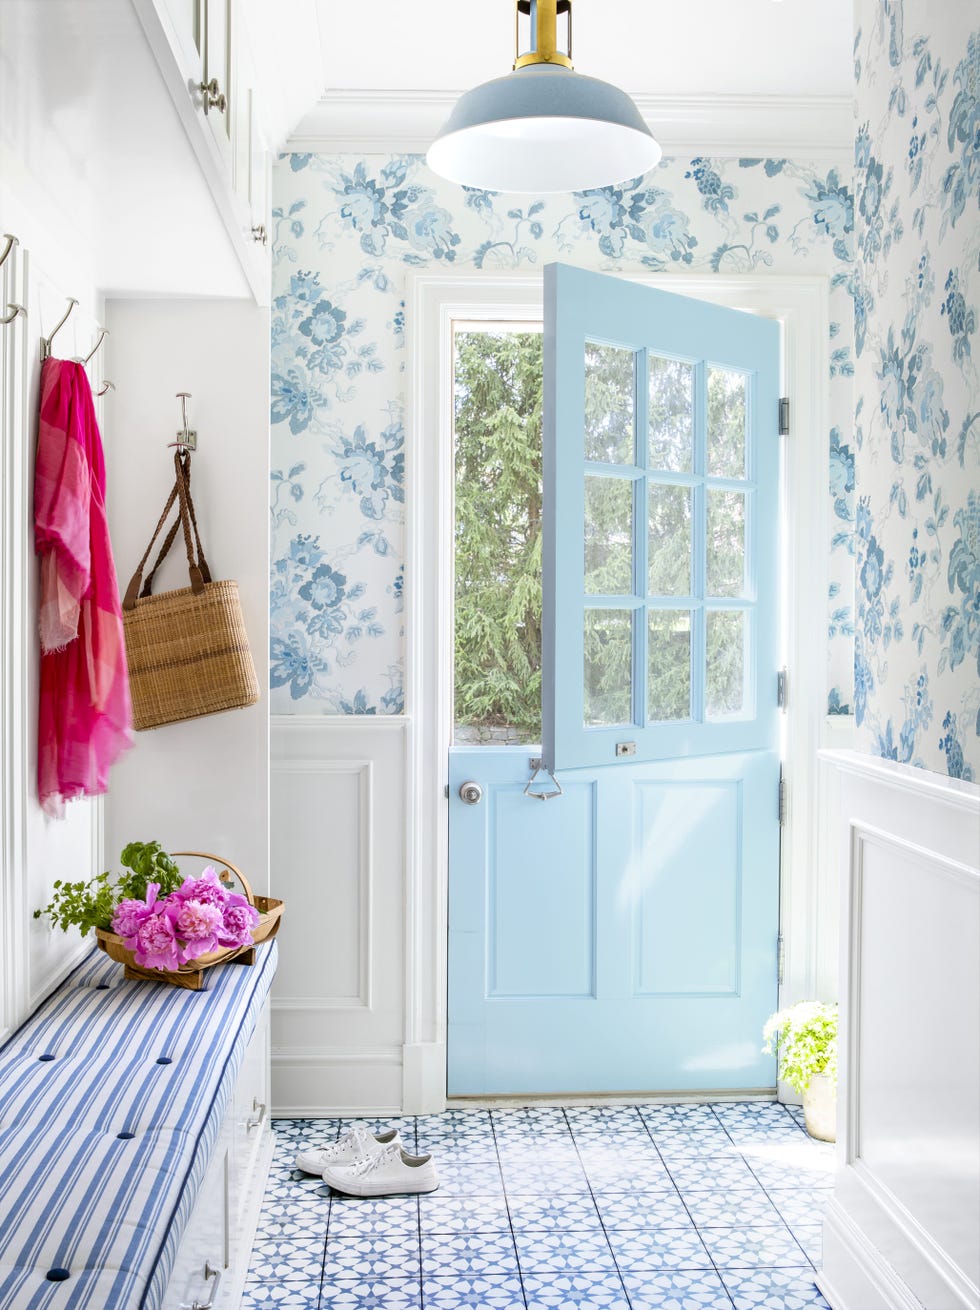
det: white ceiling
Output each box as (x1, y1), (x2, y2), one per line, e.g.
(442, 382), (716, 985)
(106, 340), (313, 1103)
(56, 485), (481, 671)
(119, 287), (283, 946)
(314, 0), (853, 99)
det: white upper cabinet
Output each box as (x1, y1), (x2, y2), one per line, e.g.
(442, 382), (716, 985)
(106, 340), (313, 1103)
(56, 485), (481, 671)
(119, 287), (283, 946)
(135, 0), (321, 304)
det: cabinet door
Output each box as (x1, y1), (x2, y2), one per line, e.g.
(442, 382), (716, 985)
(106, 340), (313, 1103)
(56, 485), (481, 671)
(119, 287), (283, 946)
(158, 0), (205, 84)
(203, 0), (233, 169)
(161, 1146), (229, 1310)
(248, 98), (270, 244)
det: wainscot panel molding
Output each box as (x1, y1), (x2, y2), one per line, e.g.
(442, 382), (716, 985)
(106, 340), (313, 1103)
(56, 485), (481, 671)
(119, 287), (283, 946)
(271, 716), (410, 1116)
(819, 750), (979, 1310)
(287, 90), (854, 160)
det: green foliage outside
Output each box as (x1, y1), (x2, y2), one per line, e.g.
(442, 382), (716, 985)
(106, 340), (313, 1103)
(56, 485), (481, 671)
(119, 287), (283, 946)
(763, 1001), (839, 1094)
(454, 331), (544, 741)
(33, 841), (184, 936)
(453, 332), (749, 738)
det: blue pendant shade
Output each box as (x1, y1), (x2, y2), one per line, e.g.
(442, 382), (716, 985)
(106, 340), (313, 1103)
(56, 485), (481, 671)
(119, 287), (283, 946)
(426, 63), (662, 193)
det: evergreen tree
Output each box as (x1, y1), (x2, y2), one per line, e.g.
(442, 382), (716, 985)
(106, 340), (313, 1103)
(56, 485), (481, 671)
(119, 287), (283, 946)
(454, 331), (543, 740)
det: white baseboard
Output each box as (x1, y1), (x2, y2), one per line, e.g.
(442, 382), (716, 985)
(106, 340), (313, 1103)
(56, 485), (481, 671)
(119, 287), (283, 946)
(272, 1045), (403, 1117)
(819, 1199), (926, 1310)
(402, 1041), (446, 1115)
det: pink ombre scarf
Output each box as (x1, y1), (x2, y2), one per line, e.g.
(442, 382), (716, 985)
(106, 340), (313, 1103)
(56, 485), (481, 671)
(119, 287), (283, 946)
(34, 358), (132, 817)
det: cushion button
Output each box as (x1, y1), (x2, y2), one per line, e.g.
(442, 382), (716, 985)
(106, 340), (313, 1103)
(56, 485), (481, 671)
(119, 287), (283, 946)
(38, 1054), (55, 1063)
(46, 1269), (70, 1281)
(155, 1057), (172, 1065)
(116, 1131), (136, 1140)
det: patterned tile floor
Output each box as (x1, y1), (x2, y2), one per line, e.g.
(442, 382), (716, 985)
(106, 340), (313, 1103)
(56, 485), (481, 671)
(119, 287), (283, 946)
(243, 1103), (834, 1309)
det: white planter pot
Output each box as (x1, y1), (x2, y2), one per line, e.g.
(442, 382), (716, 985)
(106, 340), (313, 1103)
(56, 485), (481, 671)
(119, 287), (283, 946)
(803, 1071), (836, 1142)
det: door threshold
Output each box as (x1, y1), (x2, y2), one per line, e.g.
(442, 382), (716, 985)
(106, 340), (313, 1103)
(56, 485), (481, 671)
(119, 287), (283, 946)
(447, 1088), (778, 1109)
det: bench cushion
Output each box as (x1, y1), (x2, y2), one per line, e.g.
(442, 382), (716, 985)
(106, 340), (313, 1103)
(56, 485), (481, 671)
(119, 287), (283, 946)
(0, 941), (277, 1309)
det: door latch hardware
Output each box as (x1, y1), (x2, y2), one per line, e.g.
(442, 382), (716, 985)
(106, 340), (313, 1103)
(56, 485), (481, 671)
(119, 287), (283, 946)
(458, 781), (483, 805)
(778, 397), (790, 435)
(615, 742), (637, 757)
(524, 758), (563, 801)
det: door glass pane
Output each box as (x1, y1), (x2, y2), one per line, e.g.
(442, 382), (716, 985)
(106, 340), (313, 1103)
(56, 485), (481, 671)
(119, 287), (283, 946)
(706, 610), (746, 717)
(649, 484), (691, 597)
(584, 609), (633, 726)
(585, 476), (633, 595)
(707, 367), (747, 479)
(648, 611), (691, 722)
(649, 355), (694, 472)
(707, 490), (746, 597)
(585, 342), (635, 464)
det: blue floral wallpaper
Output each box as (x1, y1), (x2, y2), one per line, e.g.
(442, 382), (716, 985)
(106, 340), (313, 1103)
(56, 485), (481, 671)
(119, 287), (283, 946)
(270, 153), (857, 716)
(852, 1), (979, 778)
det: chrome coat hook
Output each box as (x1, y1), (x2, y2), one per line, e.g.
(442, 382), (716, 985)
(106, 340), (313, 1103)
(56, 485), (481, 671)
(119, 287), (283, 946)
(41, 298), (78, 360)
(0, 234), (18, 271)
(97, 380), (115, 398)
(168, 392), (198, 453)
(77, 328), (108, 366)
(1, 302), (26, 326)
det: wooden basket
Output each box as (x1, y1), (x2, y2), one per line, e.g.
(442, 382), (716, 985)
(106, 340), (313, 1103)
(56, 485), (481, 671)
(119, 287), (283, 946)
(95, 851), (283, 991)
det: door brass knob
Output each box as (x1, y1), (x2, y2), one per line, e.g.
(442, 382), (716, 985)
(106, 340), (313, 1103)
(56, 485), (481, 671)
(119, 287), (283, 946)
(458, 782), (483, 805)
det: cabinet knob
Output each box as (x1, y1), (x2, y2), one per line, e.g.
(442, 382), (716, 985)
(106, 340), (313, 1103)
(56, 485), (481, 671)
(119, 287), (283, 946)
(251, 224), (268, 246)
(198, 79), (227, 114)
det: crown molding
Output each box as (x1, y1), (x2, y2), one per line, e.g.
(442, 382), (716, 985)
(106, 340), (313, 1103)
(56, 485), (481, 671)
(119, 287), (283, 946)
(286, 89), (854, 162)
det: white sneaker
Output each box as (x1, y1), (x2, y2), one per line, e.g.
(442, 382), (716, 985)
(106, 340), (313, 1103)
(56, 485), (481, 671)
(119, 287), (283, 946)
(294, 1125), (401, 1175)
(322, 1142), (439, 1196)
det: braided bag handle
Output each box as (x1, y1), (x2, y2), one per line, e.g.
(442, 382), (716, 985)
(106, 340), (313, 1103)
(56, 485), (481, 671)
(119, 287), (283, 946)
(123, 452), (213, 611)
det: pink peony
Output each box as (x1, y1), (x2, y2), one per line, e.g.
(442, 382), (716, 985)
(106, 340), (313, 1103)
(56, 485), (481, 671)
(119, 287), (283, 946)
(133, 909), (181, 971)
(217, 897), (260, 949)
(170, 867), (227, 908)
(172, 898), (224, 963)
(113, 894), (156, 939)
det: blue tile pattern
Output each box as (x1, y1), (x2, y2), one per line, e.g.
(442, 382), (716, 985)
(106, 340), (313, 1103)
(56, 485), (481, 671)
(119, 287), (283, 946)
(243, 1104), (833, 1309)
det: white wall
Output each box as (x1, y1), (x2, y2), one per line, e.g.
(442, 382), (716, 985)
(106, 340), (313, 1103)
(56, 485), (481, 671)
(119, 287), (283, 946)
(102, 299), (270, 896)
(0, 227), (105, 1041)
(819, 752), (979, 1310)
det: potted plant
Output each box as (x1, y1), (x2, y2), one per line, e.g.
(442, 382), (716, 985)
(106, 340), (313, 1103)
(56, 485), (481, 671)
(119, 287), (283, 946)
(763, 1001), (838, 1141)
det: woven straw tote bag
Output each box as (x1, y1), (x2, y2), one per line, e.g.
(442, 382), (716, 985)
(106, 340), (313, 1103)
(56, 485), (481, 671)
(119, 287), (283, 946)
(122, 451), (259, 730)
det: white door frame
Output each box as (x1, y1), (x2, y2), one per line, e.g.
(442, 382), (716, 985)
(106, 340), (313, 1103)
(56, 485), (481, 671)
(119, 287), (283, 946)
(402, 270), (831, 1114)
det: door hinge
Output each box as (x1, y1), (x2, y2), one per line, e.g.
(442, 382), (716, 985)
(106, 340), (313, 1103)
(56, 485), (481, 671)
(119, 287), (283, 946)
(778, 397), (790, 435)
(776, 932), (785, 987)
(778, 770), (787, 826)
(777, 667), (788, 710)
(444, 784), (450, 799)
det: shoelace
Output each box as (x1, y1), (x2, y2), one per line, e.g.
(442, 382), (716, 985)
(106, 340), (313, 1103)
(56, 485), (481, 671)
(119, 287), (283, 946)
(324, 1125), (372, 1159)
(349, 1143), (401, 1177)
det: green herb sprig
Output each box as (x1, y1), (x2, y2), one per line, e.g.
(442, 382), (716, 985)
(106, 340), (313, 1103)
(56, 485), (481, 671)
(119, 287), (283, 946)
(33, 841), (184, 937)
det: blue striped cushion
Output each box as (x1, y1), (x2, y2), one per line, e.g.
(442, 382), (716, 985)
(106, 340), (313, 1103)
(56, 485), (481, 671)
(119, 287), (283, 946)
(0, 941), (277, 1309)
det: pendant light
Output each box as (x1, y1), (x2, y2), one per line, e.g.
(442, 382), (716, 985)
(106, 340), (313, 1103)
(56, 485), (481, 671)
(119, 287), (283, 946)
(426, 0), (662, 193)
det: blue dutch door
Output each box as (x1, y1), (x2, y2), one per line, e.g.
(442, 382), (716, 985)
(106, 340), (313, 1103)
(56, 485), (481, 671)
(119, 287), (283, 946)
(449, 264), (781, 1095)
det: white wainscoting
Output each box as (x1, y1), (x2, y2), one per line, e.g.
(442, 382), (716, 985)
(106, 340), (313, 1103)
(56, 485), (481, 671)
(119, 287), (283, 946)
(271, 716), (408, 1116)
(819, 751), (979, 1310)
